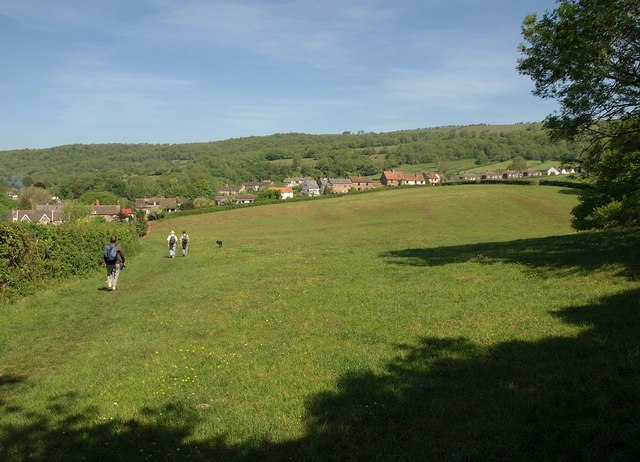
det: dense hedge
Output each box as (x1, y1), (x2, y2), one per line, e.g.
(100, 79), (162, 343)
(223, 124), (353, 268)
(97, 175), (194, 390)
(539, 179), (592, 189)
(0, 222), (140, 301)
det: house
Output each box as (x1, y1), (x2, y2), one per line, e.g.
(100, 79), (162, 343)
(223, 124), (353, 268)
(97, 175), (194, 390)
(90, 200), (121, 222)
(301, 180), (321, 196)
(284, 177), (315, 188)
(480, 171), (501, 180)
(422, 171), (441, 185)
(234, 194), (257, 204)
(12, 204), (64, 225)
(326, 178), (353, 194)
(5, 190), (18, 200)
(402, 173), (427, 186)
(243, 180), (272, 192)
(13, 209), (54, 224)
(502, 170), (523, 179)
(135, 197), (178, 214)
(348, 176), (375, 191)
(380, 170), (404, 187)
(268, 187), (294, 199)
(379, 171), (428, 187)
(91, 204), (122, 221)
(119, 208), (134, 222)
(455, 172), (481, 182)
(219, 187), (242, 196)
(523, 169), (543, 177)
(214, 196), (231, 206)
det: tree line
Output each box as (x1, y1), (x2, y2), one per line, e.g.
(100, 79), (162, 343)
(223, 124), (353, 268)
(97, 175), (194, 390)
(1, 123), (580, 203)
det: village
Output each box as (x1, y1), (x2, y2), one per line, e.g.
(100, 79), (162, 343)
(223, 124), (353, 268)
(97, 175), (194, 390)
(9, 166), (577, 225)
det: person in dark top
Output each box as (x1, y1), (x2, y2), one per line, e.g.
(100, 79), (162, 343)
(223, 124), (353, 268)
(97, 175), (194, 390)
(103, 235), (125, 291)
(181, 230), (190, 256)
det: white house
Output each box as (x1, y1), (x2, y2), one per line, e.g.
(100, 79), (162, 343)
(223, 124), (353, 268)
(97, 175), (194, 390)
(301, 180), (321, 197)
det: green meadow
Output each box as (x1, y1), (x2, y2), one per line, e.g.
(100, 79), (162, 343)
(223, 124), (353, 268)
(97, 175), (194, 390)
(2, 185), (639, 461)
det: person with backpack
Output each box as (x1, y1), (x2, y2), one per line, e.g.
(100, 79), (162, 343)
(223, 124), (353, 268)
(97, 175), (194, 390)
(180, 230), (190, 257)
(167, 230), (177, 258)
(103, 235), (125, 291)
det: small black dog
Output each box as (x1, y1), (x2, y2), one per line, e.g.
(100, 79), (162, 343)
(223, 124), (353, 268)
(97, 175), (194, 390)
(216, 240), (223, 248)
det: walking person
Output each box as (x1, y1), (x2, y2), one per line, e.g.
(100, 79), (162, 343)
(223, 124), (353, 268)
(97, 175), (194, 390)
(167, 230), (177, 258)
(181, 230), (190, 257)
(103, 235), (125, 291)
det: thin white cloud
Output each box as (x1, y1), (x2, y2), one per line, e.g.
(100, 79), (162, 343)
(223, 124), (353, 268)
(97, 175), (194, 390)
(47, 54), (198, 127)
(219, 95), (361, 136)
(139, 0), (391, 70)
(0, 0), (137, 30)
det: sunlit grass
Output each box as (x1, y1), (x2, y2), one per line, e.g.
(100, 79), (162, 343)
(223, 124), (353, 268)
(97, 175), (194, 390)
(1, 185), (639, 461)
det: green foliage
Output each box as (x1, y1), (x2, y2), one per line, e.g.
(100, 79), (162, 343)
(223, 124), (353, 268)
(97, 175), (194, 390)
(509, 156), (528, 171)
(19, 186), (51, 206)
(0, 125), (581, 202)
(77, 191), (120, 205)
(16, 197), (31, 209)
(518, 0), (640, 229)
(568, 123), (640, 230)
(61, 202), (91, 224)
(257, 189), (281, 201)
(0, 222), (140, 301)
(539, 179), (591, 189)
(134, 209), (149, 237)
(518, 0), (640, 141)
(573, 188), (640, 230)
(180, 199), (196, 210)
(146, 208), (166, 221)
(0, 195), (14, 221)
(475, 152), (489, 165)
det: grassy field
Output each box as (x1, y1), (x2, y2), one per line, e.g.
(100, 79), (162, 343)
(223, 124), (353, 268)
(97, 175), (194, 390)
(270, 157), (564, 180)
(1, 185), (639, 461)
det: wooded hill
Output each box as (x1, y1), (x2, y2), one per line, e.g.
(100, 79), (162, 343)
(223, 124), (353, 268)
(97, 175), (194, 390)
(1, 123), (581, 201)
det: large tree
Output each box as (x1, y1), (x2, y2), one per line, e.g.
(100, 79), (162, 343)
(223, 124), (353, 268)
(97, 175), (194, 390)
(517, 0), (640, 228)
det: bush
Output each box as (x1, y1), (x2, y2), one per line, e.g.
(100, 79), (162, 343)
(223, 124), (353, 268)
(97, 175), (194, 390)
(134, 210), (149, 237)
(0, 222), (140, 302)
(539, 179), (591, 189)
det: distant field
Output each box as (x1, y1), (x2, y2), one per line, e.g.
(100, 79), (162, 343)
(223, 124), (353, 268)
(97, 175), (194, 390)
(269, 157), (569, 181)
(1, 185), (639, 461)
(464, 159), (561, 173)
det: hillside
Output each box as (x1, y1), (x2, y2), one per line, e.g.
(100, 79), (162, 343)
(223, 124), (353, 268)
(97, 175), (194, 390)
(0, 123), (582, 201)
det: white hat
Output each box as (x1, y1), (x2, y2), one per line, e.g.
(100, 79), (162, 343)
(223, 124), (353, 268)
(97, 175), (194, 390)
(170, 230), (175, 234)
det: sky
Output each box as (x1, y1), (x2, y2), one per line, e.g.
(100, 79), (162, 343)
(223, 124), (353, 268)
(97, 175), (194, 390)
(0, 0), (559, 151)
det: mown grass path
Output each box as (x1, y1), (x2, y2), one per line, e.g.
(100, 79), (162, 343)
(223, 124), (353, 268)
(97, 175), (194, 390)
(2, 185), (639, 461)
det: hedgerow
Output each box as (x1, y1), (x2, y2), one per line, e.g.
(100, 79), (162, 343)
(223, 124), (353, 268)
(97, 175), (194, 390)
(0, 222), (140, 302)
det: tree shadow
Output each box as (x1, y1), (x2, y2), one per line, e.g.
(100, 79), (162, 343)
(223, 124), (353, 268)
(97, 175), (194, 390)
(379, 227), (640, 280)
(557, 188), (583, 196)
(0, 374), (25, 408)
(292, 286), (640, 460)
(2, 290), (639, 460)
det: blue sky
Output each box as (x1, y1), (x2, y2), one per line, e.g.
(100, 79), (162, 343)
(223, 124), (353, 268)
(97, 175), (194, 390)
(1, 0), (558, 151)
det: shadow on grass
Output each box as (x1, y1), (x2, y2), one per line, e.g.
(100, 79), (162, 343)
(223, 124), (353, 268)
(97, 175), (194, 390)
(2, 294), (639, 459)
(380, 227), (640, 280)
(557, 188), (583, 196)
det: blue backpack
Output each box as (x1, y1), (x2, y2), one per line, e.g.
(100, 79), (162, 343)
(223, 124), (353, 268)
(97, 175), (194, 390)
(104, 244), (118, 263)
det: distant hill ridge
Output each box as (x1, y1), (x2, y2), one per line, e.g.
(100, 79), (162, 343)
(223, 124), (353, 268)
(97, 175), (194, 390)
(1, 123), (581, 201)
